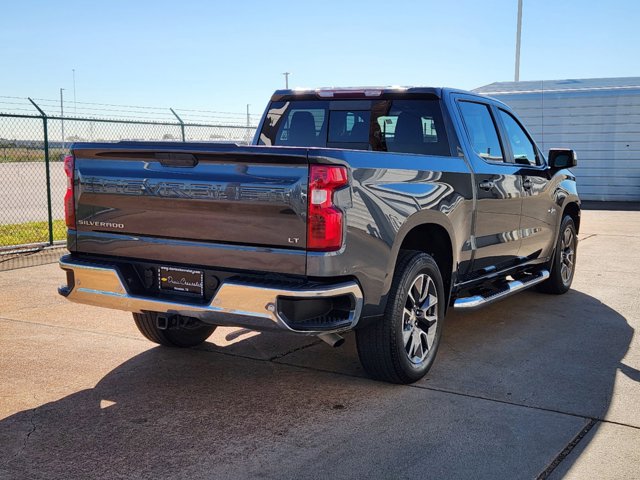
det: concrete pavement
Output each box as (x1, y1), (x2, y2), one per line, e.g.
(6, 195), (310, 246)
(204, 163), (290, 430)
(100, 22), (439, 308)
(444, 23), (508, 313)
(0, 208), (638, 479)
(0, 161), (66, 225)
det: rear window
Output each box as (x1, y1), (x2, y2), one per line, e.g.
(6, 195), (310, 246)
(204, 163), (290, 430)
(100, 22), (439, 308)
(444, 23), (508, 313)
(258, 98), (451, 156)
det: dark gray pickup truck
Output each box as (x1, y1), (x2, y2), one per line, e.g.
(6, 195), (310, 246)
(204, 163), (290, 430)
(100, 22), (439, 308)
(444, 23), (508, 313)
(58, 87), (580, 383)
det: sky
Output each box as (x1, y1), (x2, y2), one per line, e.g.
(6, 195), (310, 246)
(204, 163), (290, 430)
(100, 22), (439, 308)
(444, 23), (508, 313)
(1, 0), (639, 120)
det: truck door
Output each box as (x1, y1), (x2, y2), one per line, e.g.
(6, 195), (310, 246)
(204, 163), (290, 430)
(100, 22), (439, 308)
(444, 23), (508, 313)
(453, 96), (523, 273)
(494, 107), (557, 262)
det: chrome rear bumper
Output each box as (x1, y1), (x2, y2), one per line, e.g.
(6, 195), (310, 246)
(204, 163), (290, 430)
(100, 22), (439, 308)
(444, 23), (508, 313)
(59, 257), (363, 335)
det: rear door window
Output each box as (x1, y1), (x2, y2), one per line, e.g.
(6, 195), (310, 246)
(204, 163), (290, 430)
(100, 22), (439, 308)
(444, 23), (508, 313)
(372, 100), (449, 156)
(458, 101), (504, 162)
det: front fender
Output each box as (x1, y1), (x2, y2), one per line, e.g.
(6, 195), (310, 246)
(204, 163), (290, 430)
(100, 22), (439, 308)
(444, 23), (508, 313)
(553, 169), (581, 231)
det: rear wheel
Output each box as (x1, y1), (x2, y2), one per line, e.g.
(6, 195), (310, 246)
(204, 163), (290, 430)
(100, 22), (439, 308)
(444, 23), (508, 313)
(133, 312), (216, 347)
(356, 250), (445, 384)
(538, 215), (577, 294)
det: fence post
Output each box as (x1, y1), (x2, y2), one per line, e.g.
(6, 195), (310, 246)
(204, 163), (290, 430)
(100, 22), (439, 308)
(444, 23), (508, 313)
(28, 98), (54, 246)
(170, 108), (186, 142)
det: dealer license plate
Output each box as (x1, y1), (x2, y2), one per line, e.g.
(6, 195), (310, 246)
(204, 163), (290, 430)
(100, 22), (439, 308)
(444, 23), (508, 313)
(159, 266), (204, 296)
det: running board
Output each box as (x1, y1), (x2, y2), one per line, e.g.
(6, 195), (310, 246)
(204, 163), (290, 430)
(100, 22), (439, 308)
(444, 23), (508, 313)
(453, 270), (550, 311)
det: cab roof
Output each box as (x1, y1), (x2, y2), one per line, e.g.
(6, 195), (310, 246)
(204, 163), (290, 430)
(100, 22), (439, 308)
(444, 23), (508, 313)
(270, 86), (475, 101)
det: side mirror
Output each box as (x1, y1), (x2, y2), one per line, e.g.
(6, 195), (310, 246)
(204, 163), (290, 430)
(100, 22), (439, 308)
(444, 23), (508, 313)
(548, 148), (577, 169)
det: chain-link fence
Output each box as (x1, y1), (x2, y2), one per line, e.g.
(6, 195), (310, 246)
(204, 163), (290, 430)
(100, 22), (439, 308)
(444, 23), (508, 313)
(0, 101), (258, 268)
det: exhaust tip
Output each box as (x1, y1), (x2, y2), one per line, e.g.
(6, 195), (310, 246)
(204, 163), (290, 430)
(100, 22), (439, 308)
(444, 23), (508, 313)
(318, 333), (345, 348)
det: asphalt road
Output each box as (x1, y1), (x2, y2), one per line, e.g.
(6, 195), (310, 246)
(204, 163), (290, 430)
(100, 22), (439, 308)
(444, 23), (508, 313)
(0, 162), (66, 224)
(0, 209), (639, 479)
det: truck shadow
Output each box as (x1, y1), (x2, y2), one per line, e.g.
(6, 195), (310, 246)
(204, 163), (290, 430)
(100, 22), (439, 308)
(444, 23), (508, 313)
(433, 287), (639, 476)
(431, 288), (639, 419)
(0, 289), (636, 478)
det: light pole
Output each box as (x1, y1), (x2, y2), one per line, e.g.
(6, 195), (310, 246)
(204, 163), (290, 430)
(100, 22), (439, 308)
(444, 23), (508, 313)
(246, 104), (250, 127)
(282, 72), (290, 89)
(514, 0), (523, 82)
(60, 88), (66, 150)
(72, 69), (77, 113)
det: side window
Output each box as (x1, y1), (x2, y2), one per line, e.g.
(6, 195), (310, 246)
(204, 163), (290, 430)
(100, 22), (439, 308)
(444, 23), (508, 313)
(371, 99), (450, 156)
(458, 101), (504, 162)
(498, 110), (540, 166)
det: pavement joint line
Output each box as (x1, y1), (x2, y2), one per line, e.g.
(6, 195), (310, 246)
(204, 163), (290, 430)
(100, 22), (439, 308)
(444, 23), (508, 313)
(536, 418), (598, 480)
(192, 344), (287, 363)
(580, 233), (640, 238)
(191, 334), (320, 362)
(1, 302), (67, 317)
(408, 383), (640, 431)
(0, 316), (147, 343)
(5, 315), (640, 432)
(274, 358), (590, 417)
(0, 315), (316, 365)
(267, 340), (323, 361)
(273, 357), (640, 432)
(578, 234), (597, 242)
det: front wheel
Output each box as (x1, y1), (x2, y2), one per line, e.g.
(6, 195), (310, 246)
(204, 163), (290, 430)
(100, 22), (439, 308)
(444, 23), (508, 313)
(356, 251), (445, 384)
(538, 215), (577, 294)
(133, 312), (216, 347)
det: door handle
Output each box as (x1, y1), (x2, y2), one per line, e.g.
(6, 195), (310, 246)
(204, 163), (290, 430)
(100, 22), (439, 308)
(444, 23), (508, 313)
(479, 180), (495, 191)
(522, 178), (533, 190)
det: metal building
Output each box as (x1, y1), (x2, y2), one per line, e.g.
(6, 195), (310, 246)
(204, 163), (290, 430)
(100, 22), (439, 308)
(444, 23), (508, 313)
(473, 77), (640, 201)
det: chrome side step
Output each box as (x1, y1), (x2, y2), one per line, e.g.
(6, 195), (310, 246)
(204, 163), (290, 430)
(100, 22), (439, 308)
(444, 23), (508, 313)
(453, 270), (550, 311)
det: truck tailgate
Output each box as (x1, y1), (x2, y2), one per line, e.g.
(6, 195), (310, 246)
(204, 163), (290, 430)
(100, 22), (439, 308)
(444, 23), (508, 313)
(72, 143), (309, 257)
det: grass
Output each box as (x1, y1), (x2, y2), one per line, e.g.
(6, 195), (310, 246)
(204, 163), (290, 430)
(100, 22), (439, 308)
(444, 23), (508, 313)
(0, 219), (66, 247)
(0, 148), (67, 163)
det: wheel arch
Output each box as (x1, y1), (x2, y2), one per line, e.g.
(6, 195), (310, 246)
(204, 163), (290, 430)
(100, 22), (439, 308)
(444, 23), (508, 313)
(562, 201), (581, 233)
(384, 213), (457, 308)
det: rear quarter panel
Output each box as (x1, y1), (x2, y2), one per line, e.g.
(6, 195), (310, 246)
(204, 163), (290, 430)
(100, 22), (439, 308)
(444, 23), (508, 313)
(307, 149), (474, 317)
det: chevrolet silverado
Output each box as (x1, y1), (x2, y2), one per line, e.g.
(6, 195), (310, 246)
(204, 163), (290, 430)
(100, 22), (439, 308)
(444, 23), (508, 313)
(58, 87), (580, 384)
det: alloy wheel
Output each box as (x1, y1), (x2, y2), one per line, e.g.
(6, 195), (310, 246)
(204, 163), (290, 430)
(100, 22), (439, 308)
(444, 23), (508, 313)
(560, 226), (575, 285)
(402, 273), (439, 364)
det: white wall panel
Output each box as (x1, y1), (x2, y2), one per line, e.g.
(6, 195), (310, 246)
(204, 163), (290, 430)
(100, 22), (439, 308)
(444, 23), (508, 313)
(476, 78), (640, 201)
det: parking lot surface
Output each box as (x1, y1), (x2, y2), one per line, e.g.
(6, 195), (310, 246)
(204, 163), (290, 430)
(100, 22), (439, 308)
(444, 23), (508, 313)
(0, 162), (66, 224)
(1, 208), (639, 479)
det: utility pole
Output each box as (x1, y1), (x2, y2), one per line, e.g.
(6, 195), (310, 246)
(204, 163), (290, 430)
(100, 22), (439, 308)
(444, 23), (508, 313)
(282, 72), (290, 89)
(514, 0), (523, 82)
(60, 88), (66, 149)
(246, 104), (250, 127)
(72, 69), (77, 113)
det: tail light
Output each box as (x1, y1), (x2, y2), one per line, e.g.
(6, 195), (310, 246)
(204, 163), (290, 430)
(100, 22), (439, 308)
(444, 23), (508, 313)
(307, 165), (348, 251)
(63, 154), (75, 228)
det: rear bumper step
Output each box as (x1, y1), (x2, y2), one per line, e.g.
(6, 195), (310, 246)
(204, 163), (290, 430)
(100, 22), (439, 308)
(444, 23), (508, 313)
(453, 270), (550, 311)
(58, 256), (363, 335)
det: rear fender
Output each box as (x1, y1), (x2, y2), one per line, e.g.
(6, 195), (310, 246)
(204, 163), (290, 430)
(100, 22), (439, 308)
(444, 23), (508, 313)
(383, 210), (457, 299)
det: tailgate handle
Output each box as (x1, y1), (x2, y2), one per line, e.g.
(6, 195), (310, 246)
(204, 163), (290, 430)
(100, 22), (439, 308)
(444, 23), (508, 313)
(155, 152), (198, 167)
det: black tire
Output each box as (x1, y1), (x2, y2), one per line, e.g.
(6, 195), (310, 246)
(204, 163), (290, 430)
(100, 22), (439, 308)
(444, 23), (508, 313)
(356, 250), (446, 384)
(538, 215), (577, 294)
(132, 312), (216, 347)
